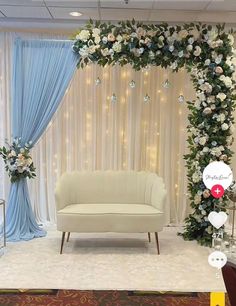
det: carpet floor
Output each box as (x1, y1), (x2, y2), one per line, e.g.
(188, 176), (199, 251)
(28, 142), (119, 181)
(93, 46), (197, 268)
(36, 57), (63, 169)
(0, 290), (231, 306)
(0, 227), (226, 291)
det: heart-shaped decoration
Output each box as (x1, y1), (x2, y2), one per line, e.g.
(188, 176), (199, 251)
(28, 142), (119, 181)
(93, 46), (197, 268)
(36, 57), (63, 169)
(208, 211), (228, 229)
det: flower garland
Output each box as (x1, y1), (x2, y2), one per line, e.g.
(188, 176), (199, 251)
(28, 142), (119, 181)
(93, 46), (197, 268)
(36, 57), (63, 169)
(0, 138), (36, 183)
(72, 20), (236, 246)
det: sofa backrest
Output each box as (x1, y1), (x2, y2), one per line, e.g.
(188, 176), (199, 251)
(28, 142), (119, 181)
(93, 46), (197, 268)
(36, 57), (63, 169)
(55, 171), (165, 207)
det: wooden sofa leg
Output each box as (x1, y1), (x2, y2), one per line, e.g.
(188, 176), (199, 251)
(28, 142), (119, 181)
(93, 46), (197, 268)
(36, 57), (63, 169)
(148, 232), (151, 243)
(155, 232), (160, 255)
(67, 232), (70, 242)
(60, 232), (66, 254)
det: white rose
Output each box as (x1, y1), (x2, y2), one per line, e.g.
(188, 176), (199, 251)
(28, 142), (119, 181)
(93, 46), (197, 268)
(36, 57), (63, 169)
(203, 147), (209, 153)
(194, 100), (201, 109)
(199, 136), (207, 146)
(216, 93), (226, 101)
(89, 45), (97, 54)
(94, 36), (101, 44)
(197, 92), (206, 101)
(211, 147), (222, 157)
(116, 35), (123, 42)
(203, 107), (212, 115)
(192, 172), (201, 183)
(217, 113), (226, 123)
(187, 45), (193, 52)
(220, 75), (233, 88)
(194, 194), (202, 205)
(77, 30), (90, 42)
(79, 46), (89, 57)
(178, 29), (188, 39)
(204, 59), (211, 66)
(189, 28), (200, 40)
(193, 46), (201, 56)
(200, 82), (212, 93)
(92, 28), (101, 37)
(221, 123), (229, 131)
(112, 42), (122, 53)
(101, 48), (109, 56)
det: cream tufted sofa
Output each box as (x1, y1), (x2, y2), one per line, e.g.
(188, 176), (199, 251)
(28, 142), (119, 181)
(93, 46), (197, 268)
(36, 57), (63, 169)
(55, 171), (167, 254)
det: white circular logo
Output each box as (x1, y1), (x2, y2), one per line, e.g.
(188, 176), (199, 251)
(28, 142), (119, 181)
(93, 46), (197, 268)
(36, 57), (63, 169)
(203, 161), (233, 190)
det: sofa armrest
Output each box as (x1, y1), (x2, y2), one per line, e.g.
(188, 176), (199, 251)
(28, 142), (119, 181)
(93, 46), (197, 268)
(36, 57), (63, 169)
(150, 180), (167, 213)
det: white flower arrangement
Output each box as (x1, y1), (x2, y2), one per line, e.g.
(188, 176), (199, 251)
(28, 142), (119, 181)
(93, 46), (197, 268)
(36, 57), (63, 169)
(0, 138), (36, 183)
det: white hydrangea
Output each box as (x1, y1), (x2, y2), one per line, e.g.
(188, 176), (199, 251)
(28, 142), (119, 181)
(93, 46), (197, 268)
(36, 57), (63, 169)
(216, 93), (226, 101)
(77, 30), (90, 42)
(194, 194), (202, 204)
(199, 136), (207, 146)
(221, 123), (229, 130)
(112, 42), (122, 53)
(219, 75), (233, 88)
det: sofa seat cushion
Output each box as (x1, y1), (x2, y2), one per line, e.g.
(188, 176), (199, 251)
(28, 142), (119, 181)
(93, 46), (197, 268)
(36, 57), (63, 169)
(57, 204), (164, 233)
(58, 203), (162, 215)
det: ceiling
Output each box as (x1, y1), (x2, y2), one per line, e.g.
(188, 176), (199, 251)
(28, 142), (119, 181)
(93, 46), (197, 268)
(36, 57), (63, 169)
(0, 0), (236, 30)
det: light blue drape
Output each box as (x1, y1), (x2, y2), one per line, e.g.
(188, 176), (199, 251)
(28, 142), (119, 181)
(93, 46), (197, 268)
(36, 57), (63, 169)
(6, 38), (78, 241)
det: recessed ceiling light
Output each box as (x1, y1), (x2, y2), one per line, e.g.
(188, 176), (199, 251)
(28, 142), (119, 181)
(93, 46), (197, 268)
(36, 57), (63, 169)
(70, 11), (82, 17)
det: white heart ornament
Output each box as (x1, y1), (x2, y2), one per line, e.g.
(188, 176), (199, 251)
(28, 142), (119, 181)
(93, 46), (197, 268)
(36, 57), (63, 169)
(208, 211), (227, 229)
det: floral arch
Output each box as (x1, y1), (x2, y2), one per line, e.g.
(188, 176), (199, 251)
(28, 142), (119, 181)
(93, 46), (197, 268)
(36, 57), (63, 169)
(72, 20), (236, 245)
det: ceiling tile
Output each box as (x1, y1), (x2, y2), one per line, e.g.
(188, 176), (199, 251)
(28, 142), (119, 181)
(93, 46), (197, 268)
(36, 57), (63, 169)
(206, 0), (236, 11)
(0, 5), (51, 18)
(48, 7), (99, 19)
(100, 0), (153, 9)
(197, 11), (236, 22)
(45, 1), (98, 8)
(0, 0), (44, 5)
(153, 0), (210, 10)
(100, 8), (150, 20)
(149, 10), (199, 22)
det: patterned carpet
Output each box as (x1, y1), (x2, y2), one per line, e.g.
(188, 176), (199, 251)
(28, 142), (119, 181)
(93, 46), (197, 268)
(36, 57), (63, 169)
(0, 290), (231, 306)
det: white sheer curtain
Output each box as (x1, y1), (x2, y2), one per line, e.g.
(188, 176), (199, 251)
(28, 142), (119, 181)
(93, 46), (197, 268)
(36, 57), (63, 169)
(30, 63), (195, 225)
(2, 31), (235, 227)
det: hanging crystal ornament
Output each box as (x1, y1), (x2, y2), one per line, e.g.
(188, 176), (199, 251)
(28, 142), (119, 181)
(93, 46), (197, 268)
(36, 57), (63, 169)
(178, 94), (185, 103)
(163, 79), (171, 89)
(111, 93), (117, 103)
(129, 80), (136, 88)
(143, 94), (150, 103)
(95, 77), (101, 86)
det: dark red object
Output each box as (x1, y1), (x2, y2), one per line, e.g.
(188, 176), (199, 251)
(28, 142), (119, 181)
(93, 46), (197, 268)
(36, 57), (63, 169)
(0, 290), (231, 306)
(222, 261), (236, 306)
(211, 184), (225, 198)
